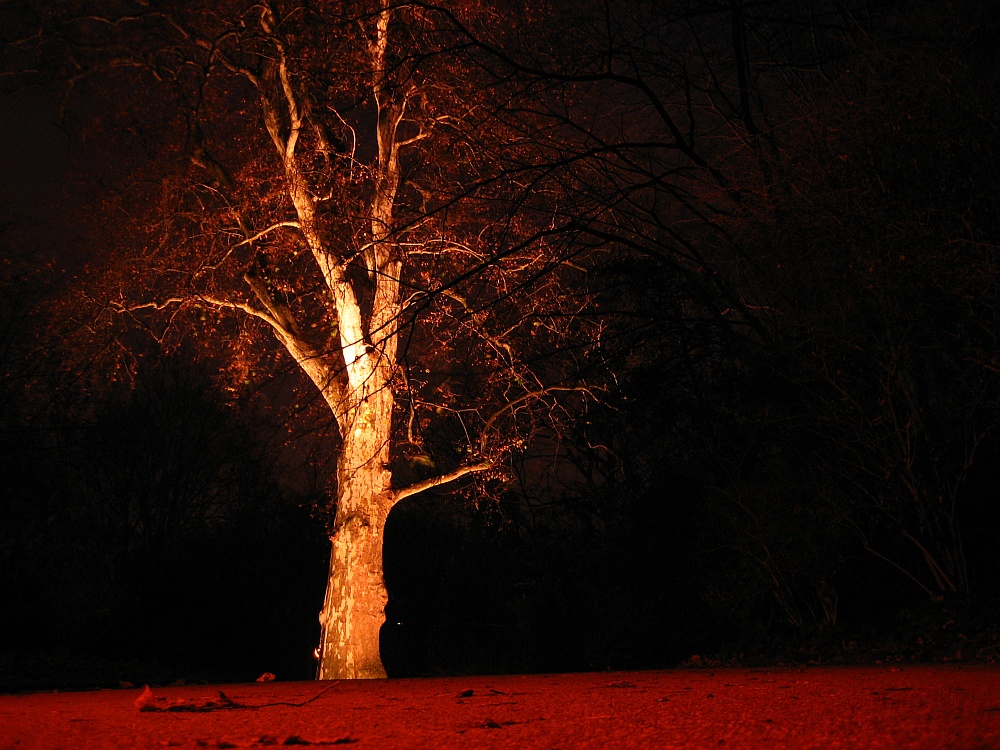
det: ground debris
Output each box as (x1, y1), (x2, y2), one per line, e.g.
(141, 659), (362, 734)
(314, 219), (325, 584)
(271, 737), (358, 747)
(134, 683), (341, 713)
(189, 734), (359, 747)
(136, 685), (245, 712)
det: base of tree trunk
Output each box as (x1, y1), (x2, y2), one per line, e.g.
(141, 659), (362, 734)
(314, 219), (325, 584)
(316, 520), (389, 679)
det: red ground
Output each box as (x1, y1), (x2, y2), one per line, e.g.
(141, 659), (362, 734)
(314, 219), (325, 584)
(1, 666), (998, 749)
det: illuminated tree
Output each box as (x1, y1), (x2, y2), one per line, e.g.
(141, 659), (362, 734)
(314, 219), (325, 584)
(5, 0), (603, 678)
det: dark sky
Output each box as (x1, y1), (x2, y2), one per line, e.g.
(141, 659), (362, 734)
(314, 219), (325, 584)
(1, 86), (84, 267)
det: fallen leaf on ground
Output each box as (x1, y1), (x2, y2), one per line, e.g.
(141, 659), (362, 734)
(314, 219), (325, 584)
(134, 685), (157, 711)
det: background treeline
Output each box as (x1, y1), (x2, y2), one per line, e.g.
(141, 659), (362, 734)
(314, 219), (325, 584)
(0, 284), (331, 687)
(2, 0), (999, 688)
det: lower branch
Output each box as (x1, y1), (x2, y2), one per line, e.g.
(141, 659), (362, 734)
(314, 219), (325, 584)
(392, 460), (492, 504)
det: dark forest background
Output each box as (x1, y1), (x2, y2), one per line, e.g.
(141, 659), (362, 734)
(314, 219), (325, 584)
(2, 0), (999, 690)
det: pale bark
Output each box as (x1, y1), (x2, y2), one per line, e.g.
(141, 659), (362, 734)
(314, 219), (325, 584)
(318, 393), (395, 680)
(319, 518), (390, 679)
(312, 1), (401, 680)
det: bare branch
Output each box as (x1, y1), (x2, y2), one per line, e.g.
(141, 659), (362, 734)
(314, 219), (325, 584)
(111, 294), (281, 331)
(232, 221), (301, 248)
(242, 272), (300, 337)
(392, 460), (492, 504)
(479, 386), (595, 455)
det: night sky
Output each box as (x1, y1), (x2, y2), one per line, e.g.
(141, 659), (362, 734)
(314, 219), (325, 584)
(1, 87), (79, 263)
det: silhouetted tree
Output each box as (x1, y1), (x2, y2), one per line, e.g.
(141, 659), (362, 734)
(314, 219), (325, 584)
(455, 0), (1000, 630)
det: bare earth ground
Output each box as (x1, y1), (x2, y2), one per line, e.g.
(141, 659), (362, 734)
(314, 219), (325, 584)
(1, 666), (998, 749)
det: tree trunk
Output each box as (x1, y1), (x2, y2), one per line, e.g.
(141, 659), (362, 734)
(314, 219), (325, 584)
(316, 512), (390, 679)
(317, 386), (395, 679)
